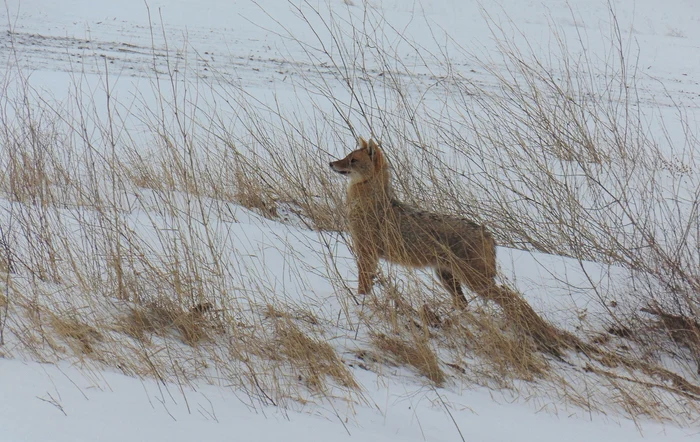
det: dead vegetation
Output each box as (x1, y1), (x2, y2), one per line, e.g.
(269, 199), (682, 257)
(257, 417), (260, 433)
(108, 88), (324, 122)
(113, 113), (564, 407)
(121, 299), (215, 346)
(0, 1), (698, 428)
(50, 312), (102, 355)
(274, 318), (357, 392)
(372, 333), (445, 385)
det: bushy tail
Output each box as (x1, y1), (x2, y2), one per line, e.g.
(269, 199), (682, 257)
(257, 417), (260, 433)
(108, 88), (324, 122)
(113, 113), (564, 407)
(482, 286), (700, 398)
(479, 285), (573, 356)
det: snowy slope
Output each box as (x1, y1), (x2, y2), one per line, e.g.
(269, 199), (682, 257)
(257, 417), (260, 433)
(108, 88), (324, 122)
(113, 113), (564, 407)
(1, 0), (700, 441)
(1, 357), (693, 442)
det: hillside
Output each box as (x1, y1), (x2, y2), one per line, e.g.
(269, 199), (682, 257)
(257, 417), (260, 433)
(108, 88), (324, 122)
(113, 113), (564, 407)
(1, 0), (700, 440)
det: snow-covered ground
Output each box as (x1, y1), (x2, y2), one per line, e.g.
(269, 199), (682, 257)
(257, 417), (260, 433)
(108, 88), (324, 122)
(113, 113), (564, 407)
(2, 357), (693, 442)
(2, 0), (700, 440)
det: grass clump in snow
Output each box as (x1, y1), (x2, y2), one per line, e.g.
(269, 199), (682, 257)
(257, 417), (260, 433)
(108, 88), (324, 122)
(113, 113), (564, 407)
(272, 314), (358, 392)
(50, 312), (103, 356)
(373, 333), (445, 386)
(121, 299), (215, 346)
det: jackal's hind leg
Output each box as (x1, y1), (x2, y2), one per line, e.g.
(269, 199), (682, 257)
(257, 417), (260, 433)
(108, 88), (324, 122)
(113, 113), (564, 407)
(436, 268), (468, 308)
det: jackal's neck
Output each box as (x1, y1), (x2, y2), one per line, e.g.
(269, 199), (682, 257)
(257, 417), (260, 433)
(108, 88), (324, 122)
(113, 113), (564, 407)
(348, 167), (393, 202)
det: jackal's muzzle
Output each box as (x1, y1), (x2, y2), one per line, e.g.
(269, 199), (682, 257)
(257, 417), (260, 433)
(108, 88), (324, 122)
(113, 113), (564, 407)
(329, 161), (350, 175)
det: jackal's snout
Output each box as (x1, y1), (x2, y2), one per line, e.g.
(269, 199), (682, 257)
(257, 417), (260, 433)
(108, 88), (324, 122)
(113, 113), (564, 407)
(329, 160), (350, 175)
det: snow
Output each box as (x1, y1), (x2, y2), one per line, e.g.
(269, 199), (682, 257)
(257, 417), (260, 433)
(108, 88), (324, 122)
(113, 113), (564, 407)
(1, 0), (700, 440)
(1, 358), (693, 442)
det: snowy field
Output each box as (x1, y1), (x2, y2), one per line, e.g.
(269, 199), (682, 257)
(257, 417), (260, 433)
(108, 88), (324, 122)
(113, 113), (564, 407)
(1, 0), (700, 441)
(2, 357), (692, 442)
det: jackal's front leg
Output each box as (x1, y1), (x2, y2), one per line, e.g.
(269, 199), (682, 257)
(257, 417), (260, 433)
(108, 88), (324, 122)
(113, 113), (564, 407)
(356, 247), (379, 296)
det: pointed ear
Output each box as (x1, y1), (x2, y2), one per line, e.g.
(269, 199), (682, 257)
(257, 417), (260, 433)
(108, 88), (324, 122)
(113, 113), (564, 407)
(367, 139), (380, 159)
(357, 137), (368, 149)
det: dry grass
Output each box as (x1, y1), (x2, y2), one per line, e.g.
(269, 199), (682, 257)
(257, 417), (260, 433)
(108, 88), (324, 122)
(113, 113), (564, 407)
(232, 159), (279, 220)
(121, 299), (215, 346)
(0, 252), (11, 274)
(373, 333), (445, 385)
(449, 309), (549, 382)
(0, 1), (697, 428)
(273, 317), (357, 392)
(124, 154), (175, 194)
(50, 312), (103, 355)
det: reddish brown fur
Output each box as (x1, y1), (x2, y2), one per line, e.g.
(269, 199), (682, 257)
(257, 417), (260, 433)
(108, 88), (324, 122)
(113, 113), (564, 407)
(330, 137), (497, 307)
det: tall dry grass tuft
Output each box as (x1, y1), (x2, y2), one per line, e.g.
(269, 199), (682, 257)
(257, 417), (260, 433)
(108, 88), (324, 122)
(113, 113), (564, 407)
(50, 312), (103, 356)
(121, 299), (216, 346)
(273, 315), (358, 392)
(373, 333), (445, 385)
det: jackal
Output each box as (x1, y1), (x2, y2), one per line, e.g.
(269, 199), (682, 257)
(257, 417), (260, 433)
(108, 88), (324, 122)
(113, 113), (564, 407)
(329, 137), (497, 307)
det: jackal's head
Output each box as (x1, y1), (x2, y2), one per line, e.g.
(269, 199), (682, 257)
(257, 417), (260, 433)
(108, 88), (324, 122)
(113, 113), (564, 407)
(329, 137), (388, 185)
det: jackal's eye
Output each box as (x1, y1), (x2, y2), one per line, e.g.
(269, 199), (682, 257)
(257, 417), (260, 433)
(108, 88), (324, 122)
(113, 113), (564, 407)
(350, 159), (358, 164)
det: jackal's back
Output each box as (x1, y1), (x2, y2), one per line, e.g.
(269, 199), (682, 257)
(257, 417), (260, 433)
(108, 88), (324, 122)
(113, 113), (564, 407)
(375, 199), (496, 275)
